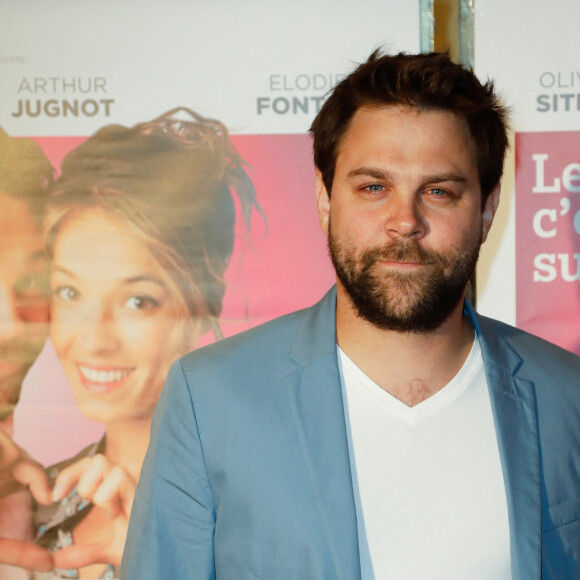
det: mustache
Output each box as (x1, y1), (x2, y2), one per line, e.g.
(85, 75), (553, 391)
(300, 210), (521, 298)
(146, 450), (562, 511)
(362, 240), (450, 268)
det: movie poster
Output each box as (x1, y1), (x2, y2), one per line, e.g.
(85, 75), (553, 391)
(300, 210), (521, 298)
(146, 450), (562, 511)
(0, 1), (422, 577)
(474, 0), (580, 355)
(515, 131), (580, 354)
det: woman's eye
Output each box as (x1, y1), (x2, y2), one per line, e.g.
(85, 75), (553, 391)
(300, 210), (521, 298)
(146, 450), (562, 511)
(125, 295), (159, 310)
(54, 286), (80, 302)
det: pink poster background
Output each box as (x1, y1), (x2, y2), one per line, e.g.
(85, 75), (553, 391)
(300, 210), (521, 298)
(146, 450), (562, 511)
(516, 131), (580, 355)
(14, 133), (336, 466)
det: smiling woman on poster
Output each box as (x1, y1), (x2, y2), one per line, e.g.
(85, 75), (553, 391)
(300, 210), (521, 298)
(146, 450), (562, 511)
(33, 108), (261, 579)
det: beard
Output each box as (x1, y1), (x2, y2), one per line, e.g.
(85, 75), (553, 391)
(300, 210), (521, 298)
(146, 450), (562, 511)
(0, 337), (45, 420)
(328, 223), (481, 333)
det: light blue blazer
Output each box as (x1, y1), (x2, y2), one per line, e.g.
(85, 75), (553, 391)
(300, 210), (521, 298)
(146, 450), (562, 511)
(121, 287), (580, 579)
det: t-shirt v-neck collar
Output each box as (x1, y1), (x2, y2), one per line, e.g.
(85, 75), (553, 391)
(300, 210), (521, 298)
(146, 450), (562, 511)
(338, 335), (481, 423)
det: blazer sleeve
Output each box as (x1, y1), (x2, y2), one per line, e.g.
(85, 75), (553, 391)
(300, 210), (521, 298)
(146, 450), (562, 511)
(120, 360), (216, 580)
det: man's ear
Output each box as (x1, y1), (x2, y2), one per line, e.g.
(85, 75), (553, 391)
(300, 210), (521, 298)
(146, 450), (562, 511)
(481, 183), (501, 243)
(315, 169), (331, 234)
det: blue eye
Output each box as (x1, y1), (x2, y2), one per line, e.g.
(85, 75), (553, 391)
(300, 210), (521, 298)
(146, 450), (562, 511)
(365, 184), (385, 193)
(427, 187), (448, 197)
(125, 295), (159, 310)
(54, 286), (80, 302)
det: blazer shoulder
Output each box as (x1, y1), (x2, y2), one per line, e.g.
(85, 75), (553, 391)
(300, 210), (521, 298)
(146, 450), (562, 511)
(476, 313), (580, 402)
(182, 307), (307, 368)
(478, 313), (580, 367)
(172, 301), (326, 404)
(178, 286), (337, 379)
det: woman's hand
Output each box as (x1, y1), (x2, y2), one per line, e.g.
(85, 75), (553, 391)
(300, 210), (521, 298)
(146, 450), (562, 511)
(0, 429), (52, 504)
(0, 538), (54, 571)
(52, 454), (136, 569)
(0, 429), (54, 571)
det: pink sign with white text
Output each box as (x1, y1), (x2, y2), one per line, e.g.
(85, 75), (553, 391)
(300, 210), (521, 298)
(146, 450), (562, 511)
(516, 131), (580, 354)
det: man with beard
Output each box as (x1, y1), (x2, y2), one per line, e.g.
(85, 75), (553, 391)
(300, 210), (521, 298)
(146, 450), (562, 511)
(0, 128), (53, 435)
(0, 128), (55, 575)
(122, 52), (580, 580)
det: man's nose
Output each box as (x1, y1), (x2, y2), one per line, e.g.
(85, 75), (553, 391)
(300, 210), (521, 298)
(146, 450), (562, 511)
(384, 193), (427, 240)
(0, 286), (22, 340)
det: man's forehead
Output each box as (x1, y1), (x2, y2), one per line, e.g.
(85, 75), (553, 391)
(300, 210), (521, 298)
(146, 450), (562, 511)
(0, 189), (43, 256)
(348, 104), (470, 134)
(339, 105), (472, 150)
(0, 188), (41, 223)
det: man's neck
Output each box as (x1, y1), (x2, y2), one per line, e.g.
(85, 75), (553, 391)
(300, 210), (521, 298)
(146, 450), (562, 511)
(335, 288), (474, 407)
(0, 413), (14, 436)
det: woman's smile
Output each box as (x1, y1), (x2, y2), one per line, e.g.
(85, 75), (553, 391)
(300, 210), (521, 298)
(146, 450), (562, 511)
(76, 363), (135, 393)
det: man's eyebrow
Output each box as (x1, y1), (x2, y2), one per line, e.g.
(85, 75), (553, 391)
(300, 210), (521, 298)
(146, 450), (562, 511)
(424, 172), (468, 184)
(347, 167), (397, 180)
(346, 167), (468, 184)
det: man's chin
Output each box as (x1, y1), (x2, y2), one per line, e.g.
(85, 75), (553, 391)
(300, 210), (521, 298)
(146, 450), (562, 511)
(0, 404), (17, 422)
(351, 282), (466, 333)
(0, 374), (26, 413)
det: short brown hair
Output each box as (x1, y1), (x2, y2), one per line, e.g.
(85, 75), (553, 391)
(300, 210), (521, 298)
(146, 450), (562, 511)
(310, 50), (509, 203)
(0, 128), (54, 217)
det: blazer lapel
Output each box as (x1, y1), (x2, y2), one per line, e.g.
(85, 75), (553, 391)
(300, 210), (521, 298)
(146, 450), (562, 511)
(286, 288), (361, 580)
(470, 305), (542, 580)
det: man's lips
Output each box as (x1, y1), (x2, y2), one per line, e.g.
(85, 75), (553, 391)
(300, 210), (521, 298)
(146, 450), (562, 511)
(379, 259), (429, 269)
(76, 364), (135, 393)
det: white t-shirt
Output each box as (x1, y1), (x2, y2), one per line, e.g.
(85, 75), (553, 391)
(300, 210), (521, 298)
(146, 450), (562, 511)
(339, 336), (512, 579)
